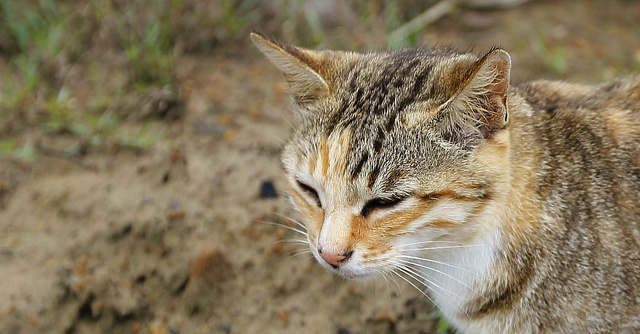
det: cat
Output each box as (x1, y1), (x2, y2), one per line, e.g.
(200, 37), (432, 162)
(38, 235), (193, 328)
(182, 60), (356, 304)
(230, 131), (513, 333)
(251, 31), (640, 333)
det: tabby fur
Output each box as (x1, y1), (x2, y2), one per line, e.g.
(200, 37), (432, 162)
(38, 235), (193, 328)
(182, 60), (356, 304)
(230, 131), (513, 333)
(252, 32), (640, 333)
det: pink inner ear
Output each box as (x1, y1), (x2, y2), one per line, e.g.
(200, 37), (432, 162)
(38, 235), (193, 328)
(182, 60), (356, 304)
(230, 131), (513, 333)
(491, 58), (510, 94)
(490, 58), (510, 109)
(482, 54), (510, 130)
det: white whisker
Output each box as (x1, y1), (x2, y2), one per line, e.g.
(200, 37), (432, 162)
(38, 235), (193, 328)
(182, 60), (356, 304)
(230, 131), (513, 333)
(398, 254), (490, 282)
(399, 255), (476, 274)
(398, 240), (465, 248)
(289, 248), (312, 258)
(380, 270), (402, 296)
(391, 268), (438, 306)
(273, 213), (308, 232)
(280, 238), (309, 244)
(399, 265), (469, 306)
(400, 244), (486, 252)
(397, 259), (486, 300)
(397, 265), (451, 304)
(259, 220), (308, 237)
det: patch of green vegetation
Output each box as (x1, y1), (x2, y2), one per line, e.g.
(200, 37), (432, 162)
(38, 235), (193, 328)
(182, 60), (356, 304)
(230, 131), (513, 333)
(220, 0), (259, 38)
(0, 0), (454, 164)
(114, 1), (175, 89)
(632, 49), (640, 71)
(0, 0), (67, 57)
(116, 122), (167, 150)
(385, 0), (456, 49)
(0, 140), (35, 162)
(0, 0), (176, 162)
(301, 4), (326, 47)
(0, 0), (67, 127)
(418, 309), (458, 334)
(529, 32), (569, 77)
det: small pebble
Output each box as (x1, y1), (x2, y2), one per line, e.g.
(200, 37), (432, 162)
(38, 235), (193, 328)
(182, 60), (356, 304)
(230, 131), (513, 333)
(142, 194), (154, 204)
(219, 322), (231, 333)
(190, 244), (232, 283)
(169, 198), (181, 209)
(260, 180), (278, 198)
(277, 310), (289, 323)
(337, 328), (350, 334)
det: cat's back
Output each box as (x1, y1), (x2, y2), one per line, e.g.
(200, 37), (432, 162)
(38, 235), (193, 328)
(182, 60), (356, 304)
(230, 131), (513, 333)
(511, 74), (640, 237)
(502, 75), (640, 333)
(515, 75), (640, 146)
(513, 75), (640, 186)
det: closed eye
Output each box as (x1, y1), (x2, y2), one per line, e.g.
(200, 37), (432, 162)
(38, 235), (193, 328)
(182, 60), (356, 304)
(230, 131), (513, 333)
(361, 196), (404, 218)
(296, 181), (322, 208)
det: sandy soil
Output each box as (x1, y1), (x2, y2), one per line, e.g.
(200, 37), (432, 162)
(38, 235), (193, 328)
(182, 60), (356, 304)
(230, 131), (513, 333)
(1, 1), (640, 333)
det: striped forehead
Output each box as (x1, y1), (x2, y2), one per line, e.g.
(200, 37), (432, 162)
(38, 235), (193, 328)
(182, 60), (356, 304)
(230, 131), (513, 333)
(322, 51), (448, 187)
(296, 49), (472, 192)
(329, 51), (438, 125)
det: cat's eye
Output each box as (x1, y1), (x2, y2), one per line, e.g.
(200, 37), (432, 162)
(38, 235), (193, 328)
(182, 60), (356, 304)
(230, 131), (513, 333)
(296, 181), (322, 208)
(361, 197), (404, 218)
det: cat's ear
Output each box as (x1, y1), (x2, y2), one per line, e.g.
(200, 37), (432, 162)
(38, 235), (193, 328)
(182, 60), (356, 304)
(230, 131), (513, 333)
(440, 48), (511, 145)
(250, 32), (329, 106)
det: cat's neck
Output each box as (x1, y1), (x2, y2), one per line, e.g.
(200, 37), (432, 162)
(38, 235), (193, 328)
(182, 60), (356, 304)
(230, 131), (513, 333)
(423, 92), (542, 328)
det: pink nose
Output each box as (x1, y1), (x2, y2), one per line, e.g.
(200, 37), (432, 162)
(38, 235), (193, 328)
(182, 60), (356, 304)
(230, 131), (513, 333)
(319, 249), (353, 268)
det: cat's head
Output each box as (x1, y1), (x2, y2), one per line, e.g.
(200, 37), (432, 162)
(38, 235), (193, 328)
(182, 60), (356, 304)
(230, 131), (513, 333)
(252, 32), (511, 279)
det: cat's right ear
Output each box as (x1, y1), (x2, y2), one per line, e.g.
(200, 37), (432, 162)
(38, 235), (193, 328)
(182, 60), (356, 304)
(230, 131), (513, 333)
(250, 32), (329, 106)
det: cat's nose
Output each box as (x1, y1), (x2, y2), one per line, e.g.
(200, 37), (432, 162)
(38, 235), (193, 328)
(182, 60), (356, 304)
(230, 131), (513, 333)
(318, 248), (353, 268)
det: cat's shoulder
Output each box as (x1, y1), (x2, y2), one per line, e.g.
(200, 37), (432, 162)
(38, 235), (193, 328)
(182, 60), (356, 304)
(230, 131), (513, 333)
(513, 74), (640, 112)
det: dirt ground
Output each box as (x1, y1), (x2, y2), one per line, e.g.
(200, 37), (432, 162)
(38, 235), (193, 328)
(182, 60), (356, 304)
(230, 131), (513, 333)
(1, 1), (640, 333)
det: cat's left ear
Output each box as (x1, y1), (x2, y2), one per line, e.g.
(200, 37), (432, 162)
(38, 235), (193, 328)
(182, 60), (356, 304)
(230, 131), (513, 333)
(250, 32), (330, 107)
(442, 48), (511, 144)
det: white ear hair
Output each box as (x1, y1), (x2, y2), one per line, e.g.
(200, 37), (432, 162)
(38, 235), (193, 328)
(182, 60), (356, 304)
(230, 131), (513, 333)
(438, 49), (511, 145)
(458, 48), (511, 125)
(251, 32), (329, 105)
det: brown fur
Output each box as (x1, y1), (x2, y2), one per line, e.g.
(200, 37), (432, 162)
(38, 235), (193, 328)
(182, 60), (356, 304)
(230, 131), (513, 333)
(252, 32), (640, 333)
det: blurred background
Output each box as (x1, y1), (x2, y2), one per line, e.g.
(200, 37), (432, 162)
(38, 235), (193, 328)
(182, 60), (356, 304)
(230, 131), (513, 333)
(0, 0), (639, 333)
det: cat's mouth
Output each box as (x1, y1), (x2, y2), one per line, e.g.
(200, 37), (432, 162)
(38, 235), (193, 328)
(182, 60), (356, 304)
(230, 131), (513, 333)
(311, 248), (384, 280)
(338, 270), (373, 280)
(327, 265), (379, 280)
